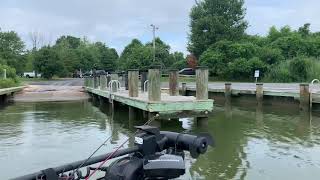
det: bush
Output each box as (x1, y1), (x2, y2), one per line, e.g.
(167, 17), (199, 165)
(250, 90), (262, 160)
(0, 78), (17, 88)
(264, 56), (320, 82)
(0, 64), (17, 80)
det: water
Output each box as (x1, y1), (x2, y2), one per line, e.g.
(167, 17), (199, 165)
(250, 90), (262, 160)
(1, 101), (320, 180)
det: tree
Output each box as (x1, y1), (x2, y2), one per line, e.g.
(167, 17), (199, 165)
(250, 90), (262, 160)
(0, 29), (25, 73)
(34, 46), (63, 79)
(188, 0), (248, 57)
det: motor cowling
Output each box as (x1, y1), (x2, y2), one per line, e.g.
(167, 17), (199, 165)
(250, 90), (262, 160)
(104, 156), (144, 180)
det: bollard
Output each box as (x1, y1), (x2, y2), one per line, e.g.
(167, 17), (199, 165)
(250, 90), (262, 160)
(84, 77), (88, 87)
(256, 83), (263, 103)
(128, 69), (139, 97)
(196, 66), (208, 100)
(100, 75), (107, 90)
(300, 83), (310, 111)
(93, 76), (98, 89)
(225, 83), (232, 104)
(90, 77), (94, 88)
(111, 74), (119, 81)
(181, 83), (187, 96)
(148, 67), (161, 101)
(141, 70), (148, 92)
(169, 69), (179, 96)
(107, 75), (111, 86)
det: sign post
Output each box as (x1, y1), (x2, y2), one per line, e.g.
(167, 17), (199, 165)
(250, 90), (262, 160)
(254, 70), (260, 83)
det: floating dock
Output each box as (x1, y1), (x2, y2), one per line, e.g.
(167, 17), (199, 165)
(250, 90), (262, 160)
(84, 67), (213, 118)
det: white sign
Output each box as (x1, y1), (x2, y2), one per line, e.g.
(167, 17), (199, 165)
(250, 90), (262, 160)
(254, 70), (260, 78)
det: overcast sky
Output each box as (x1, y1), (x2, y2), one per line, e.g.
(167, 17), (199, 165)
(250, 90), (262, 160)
(1, 0), (320, 54)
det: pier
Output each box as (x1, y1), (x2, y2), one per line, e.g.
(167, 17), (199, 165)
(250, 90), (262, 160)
(84, 67), (214, 119)
(0, 86), (25, 104)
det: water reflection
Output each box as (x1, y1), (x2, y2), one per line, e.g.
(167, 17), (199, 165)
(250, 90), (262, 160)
(1, 100), (320, 179)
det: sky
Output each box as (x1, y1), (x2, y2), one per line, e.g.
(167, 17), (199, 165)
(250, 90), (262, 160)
(1, 0), (320, 54)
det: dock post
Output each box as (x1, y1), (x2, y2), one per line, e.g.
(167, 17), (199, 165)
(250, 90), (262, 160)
(128, 69), (139, 97)
(93, 76), (98, 89)
(107, 75), (111, 86)
(300, 83), (310, 111)
(100, 75), (107, 90)
(225, 83), (232, 104)
(141, 70), (148, 92)
(84, 77), (88, 87)
(196, 66), (208, 100)
(169, 69), (179, 96)
(148, 67), (161, 101)
(195, 66), (209, 126)
(256, 83), (263, 103)
(181, 83), (187, 96)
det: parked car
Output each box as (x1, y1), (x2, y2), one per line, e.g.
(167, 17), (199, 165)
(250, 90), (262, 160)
(178, 68), (195, 75)
(93, 70), (108, 76)
(23, 71), (41, 78)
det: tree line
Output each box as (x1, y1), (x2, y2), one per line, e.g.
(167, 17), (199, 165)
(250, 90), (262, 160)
(1, 0), (320, 82)
(189, 0), (320, 82)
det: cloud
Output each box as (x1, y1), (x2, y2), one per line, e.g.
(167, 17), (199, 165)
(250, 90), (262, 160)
(0, 0), (194, 53)
(1, 0), (320, 54)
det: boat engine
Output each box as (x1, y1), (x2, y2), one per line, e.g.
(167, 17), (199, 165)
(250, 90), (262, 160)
(13, 125), (213, 180)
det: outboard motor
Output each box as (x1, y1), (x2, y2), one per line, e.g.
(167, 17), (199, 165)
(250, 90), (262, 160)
(13, 125), (213, 180)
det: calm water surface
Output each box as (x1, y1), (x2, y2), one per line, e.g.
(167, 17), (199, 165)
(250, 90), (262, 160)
(1, 101), (320, 180)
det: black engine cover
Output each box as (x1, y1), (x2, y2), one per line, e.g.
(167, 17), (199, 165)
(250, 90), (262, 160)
(143, 153), (185, 179)
(104, 156), (143, 180)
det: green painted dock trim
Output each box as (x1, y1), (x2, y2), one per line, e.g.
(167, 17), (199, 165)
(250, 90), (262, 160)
(85, 87), (214, 114)
(0, 86), (25, 96)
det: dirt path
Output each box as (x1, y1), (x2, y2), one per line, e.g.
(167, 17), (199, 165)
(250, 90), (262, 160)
(14, 79), (89, 102)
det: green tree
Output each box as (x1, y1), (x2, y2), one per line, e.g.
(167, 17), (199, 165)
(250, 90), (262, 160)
(0, 29), (25, 74)
(188, 0), (247, 57)
(34, 46), (63, 79)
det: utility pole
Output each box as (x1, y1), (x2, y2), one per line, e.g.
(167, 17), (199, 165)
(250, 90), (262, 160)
(150, 24), (158, 62)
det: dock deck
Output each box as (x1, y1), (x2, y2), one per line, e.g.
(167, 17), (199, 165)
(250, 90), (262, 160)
(85, 87), (213, 115)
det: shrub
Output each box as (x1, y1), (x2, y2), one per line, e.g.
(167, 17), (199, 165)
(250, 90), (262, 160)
(0, 78), (17, 88)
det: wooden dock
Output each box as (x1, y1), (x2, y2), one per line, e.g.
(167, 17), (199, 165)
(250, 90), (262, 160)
(84, 67), (214, 118)
(0, 86), (25, 104)
(85, 87), (213, 115)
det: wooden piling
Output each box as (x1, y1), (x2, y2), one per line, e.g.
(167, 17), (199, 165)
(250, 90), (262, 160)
(181, 83), (187, 96)
(148, 67), (161, 101)
(256, 83), (263, 103)
(169, 69), (179, 96)
(107, 75), (111, 87)
(300, 83), (310, 111)
(196, 66), (208, 100)
(225, 83), (232, 104)
(128, 69), (139, 97)
(100, 75), (107, 90)
(93, 76), (98, 89)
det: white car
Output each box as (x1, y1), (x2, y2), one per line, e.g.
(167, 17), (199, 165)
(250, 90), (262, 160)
(23, 71), (41, 78)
